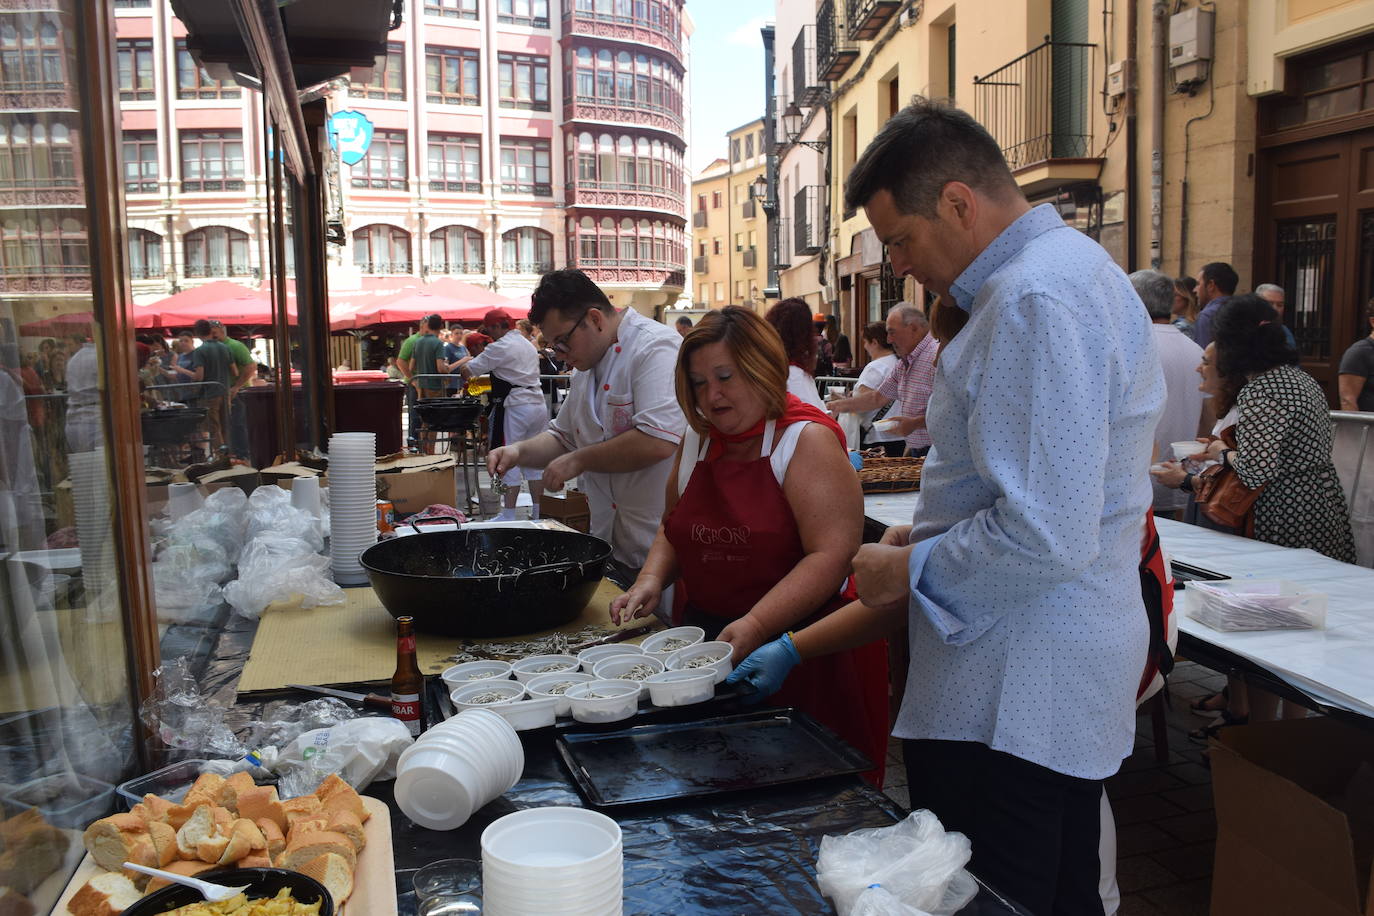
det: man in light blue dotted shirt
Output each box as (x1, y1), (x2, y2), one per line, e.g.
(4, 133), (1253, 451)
(727, 98), (1165, 915)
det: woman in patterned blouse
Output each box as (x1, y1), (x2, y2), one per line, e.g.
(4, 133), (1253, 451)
(1200, 294), (1355, 562)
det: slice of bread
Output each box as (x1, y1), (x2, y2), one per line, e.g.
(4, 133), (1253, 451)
(0, 885), (36, 916)
(216, 819), (266, 865)
(174, 805), (215, 859)
(325, 809), (366, 854)
(235, 786), (286, 833)
(182, 773), (226, 809)
(297, 852), (353, 905)
(133, 794), (175, 826)
(66, 872), (141, 916)
(280, 795), (322, 829)
(315, 774), (368, 823)
(236, 852), (272, 869)
(82, 813), (152, 873)
(254, 818), (286, 859)
(146, 821), (178, 867)
(217, 772), (256, 812)
(142, 859), (216, 894)
(277, 830), (357, 871)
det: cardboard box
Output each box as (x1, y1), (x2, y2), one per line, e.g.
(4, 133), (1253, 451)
(261, 461), (327, 490)
(1210, 716), (1374, 916)
(374, 454), (456, 517)
(539, 489), (590, 533)
(199, 465), (260, 496)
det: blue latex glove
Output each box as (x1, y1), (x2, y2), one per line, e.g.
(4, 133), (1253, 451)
(725, 633), (801, 702)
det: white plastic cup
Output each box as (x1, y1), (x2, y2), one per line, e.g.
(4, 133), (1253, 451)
(289, 476), (322, 516)
(1171, 440), (1207, 460)
(166, 482), (204, 520)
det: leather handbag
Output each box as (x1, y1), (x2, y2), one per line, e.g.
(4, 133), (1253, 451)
(1192, 426), (1265, 534)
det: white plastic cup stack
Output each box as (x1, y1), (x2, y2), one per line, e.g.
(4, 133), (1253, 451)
(166, 482), (205, 521)
(481, 806), (624, 916)
(68, 448), (116, 600)
(395, 708), (525, 831)
(327, 432), (377, 586)
(289, 475), (322, 517)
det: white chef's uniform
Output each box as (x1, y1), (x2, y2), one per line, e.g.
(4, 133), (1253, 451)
(548, 309), (684, 570)
(466, 333), (549, 485)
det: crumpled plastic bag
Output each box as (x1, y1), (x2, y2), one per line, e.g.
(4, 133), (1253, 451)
(221, 531), (344, 618)
(245, 485), (324, 553)
(851, 884), (933, 916)
(817, 810), (977, 916)
(273, 716), (414, 797)
(173, 487), (250, 566)
(150, 539), (231, 624)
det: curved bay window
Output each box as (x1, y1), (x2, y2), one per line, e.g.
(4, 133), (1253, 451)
(568, 46), (682, 122)
(501, 226), (552, 274)
(568, 215), (682, 270)
(566, 0), (681, 47)
(354, 223), (412, 274)
(0, 210), (87, 284)
(430, 225), (484, 274)
(566, 130), (682, 205)
(0, 115), (77, 192)
(0, 12), (64, 95)
(183, 225), (249, 278)
(126, 228), (162, 279)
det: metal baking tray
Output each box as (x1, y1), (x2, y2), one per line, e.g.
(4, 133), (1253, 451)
(1170, 560), (1230, 589)
(555, 707), (873, 808)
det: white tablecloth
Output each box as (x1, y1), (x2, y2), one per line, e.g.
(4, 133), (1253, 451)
(861, 494), (1374, 720)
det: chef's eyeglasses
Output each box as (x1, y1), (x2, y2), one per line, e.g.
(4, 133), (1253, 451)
(550, 310), (590, 354)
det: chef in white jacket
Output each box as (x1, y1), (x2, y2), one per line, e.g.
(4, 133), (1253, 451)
(487, 269), (684, 577)
(457, 308), (549, 521)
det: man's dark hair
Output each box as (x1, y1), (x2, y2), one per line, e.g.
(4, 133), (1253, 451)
(425, 314), (443, 331)
(675, 315), (693, 328)
(192, 319), (213, 337)
(530, 269), (612, 324)
(1200, 262), (1239, 296)
(844, 96), (1021, 216)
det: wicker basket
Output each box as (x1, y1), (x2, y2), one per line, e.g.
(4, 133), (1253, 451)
(858, 456), (923, 493)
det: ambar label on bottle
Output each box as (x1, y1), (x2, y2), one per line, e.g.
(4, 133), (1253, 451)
(392, 693), (422, 734)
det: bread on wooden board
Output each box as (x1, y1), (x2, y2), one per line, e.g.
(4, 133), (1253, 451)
(325, 809), (366, 854)
(276, 830), (356, 871)
(66, 872), (141, 916)
(234, 786), (286, 833)
(82, 813), (152, 873)
(297, 852), (353, 904)
(315, 774), (369, 823)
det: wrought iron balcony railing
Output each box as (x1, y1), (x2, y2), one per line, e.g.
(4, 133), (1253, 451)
(846, 0), (899, 40)
(774, 217), (791, 268)
(816, 0), (857, 82)
(794, 185), (824, 256)
(693, 255), (708, 274)
(742, 247), (757, 269)
(791, 24), (824, 107)
(973, 39), (1097, 171)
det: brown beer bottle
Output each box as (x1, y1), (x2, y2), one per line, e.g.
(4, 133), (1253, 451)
(391, 616), (425, 736)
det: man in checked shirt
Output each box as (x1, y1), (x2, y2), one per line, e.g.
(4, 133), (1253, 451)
(727, 97), (1165, 915)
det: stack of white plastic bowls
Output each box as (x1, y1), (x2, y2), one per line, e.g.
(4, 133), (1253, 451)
(68, 448), (115, 601)
(395, 708), (524, 831)
(327, 432), (377, 585)
(481, 807), (623, 916)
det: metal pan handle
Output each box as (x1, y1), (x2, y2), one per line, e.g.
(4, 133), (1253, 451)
(407, 517), (461, 535)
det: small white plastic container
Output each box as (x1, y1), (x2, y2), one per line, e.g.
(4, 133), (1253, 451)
(449, 679), (527, 712)
(1184, 579), (1328, 631)
(576, 643), (643, 668)
(526, 671), (595, 717)
(565, 679), (640, 723)
(664, 641), (734, 684)
(441, 660), (513, 691)
(510, 654), (581, 683)
(1170, 440), (1207, 459)
(591, 655), (664, 695)
(639, 626), (704, 661)
(644, 669), (716, 707)
(486, 694), (559, 731)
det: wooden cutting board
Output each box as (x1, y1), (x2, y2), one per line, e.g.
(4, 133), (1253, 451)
(236, 579), (633, 694)
(51, 795), (395, 915)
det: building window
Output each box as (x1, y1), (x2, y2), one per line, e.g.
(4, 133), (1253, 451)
(714, 281), (723, 302)
(696, 193), (705, 210)
(0, 12), (64, 92)
(351, 129), (407, 190)
(499, 136), (551, 196)
(352, 42), (405, 101)
(569, 215), (681, 270)
(424, 0), (478, 19)
(501, 226), (553, 273)
(569, 46), (681, 119)
(176, 40), (239, 99)
(730, 138), (739, 163)
(430, 225), (484, 273)
(427, 132), (481, 193)
(571, 0), (680, 37)
(425, 46), (480, 105)
(353, 224), (412, 274)
(569, 131), (682, 200)
(180, 130), (244, 192)
(498, 53), (549, 111)
(114, 0), (151, 7)
(121, 129), (157, 193)
(745, 133), (754, 159)
(127, 228), (163, 279)
(183, 226), (250, 277)
(0, 211), (87, 278)
(498, 0), (549, 28)
(712, 190), (720, 208)
(712, 238), (720, 255)
(117, 38), (155, 101)
(0, 116), (76, 192)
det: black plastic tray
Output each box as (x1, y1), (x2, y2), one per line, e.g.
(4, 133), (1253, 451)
(1170, 560), (1229, 589)
(555, 707), (873, 808)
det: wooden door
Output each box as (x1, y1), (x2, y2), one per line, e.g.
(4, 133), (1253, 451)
(1256, 128), (1374, 400)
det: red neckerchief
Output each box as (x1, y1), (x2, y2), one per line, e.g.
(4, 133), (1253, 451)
(707, 393), (846, 459)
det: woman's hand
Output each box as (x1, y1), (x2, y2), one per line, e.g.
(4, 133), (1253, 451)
(852, 542), (915, 608)
(609, 575), (661, 626)
(879, 524), (913, 546)
(718, 615), (769, 663)
(1203, 438), (1227, 459)
(1150, 460), (1187, 488)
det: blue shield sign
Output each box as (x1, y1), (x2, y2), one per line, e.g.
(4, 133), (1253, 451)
(328, 110), (375, 166)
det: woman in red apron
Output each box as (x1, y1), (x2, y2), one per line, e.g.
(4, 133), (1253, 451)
(611, 307), (889, 784)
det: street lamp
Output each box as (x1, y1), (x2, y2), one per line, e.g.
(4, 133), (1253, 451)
(749, 174), (775, 215)
(782, 102), (828, 152)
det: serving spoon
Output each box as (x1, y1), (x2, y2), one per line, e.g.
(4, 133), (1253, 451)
(123, 863), (250, 902)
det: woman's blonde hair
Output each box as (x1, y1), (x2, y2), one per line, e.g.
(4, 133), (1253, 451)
(675, 306), (788, 436)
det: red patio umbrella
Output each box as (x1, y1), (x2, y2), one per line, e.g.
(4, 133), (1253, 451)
(153, 281), (295, 327)
(18, 312), (95, 337)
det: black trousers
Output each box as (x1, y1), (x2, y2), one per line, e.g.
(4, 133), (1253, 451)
(903, 739), (1104, 916)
